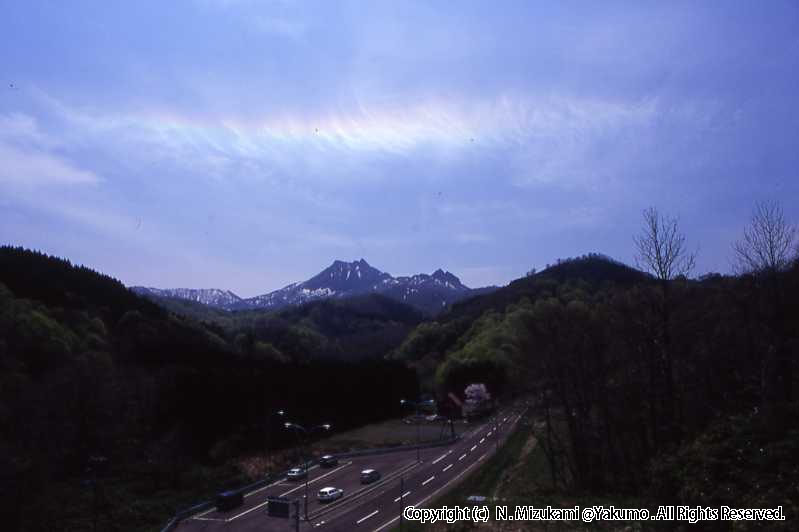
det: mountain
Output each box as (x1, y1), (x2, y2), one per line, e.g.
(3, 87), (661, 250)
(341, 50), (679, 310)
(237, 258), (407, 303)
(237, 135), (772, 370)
(131, 287), (243, 308)
(0, 246), (419, 532)
(133, 259), (498, 315)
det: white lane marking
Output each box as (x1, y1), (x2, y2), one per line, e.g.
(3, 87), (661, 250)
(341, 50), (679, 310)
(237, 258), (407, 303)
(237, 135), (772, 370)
(245, 476), (289, 498)
(375, 450), (488, 531)
(421, 476), (435, 486)
(307, 460), (422, 524)
(458, 454), (466, 461)
(371, 412), (518, 532)
(479, 438), (485, 444)
(227, 461), (352, 521)
(470, 445), (477, 451)
(192, 508), (218, 519)
(431, 450), (451, 465)
(357, 509), (379, 524)
(393, 491), (411, 502)
(279, 461), (350, 497)
(314, 521), (326, 527)
(487, 431), (492, 437)
(478, 453), (487, 461)
(442, 464), (453, 472)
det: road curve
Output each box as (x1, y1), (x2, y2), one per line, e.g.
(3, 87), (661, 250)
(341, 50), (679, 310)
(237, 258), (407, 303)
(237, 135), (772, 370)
(175, 410), (522, 532)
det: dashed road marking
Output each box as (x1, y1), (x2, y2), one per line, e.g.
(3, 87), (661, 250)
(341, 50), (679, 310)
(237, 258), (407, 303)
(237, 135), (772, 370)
(421, 476), (435, 486)
(442, 464), (453, 472)
(432, 450), (451, 465)
(394, 491), (411, 502)
(470, 445), (477, 451)
(357, 509), (379, 524)
(458, 454), (466, 461)
(479, 438), (485, 444)
(279, 461), (351, 497)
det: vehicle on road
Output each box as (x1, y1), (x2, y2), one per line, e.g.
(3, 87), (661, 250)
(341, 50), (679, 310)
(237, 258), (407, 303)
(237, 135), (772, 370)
(215, 490), (243, 511)
(360, 469), (381, 484)
(319, 455), (338, 467)
(317, 486), (344, 502)
(287, 467), (307, 480)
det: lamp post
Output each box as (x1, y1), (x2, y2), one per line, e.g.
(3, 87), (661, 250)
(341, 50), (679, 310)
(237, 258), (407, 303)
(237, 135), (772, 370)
(400, 398), (435, 462)
(284, 421), (331, 520)
(267, 410), (287, 475)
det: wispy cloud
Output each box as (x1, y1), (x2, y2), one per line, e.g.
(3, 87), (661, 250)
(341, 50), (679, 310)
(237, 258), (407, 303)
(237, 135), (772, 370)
(29, 89), (665, 188)
(2, 0), (797, 292)
(0, 145), (100, 187)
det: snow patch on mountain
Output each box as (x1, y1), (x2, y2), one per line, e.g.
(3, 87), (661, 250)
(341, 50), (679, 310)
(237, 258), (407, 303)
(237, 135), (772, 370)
(132, 259), (498, 315)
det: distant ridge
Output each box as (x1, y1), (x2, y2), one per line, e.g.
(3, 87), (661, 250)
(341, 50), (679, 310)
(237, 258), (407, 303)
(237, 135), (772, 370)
(131, 259), (498, 315)
(442, 253), (648, 322)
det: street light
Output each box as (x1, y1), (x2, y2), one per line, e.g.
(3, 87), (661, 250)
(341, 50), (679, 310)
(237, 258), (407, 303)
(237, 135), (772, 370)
(400, 398), (435, 462)
(284, 421), (331, 520)
(267, 410), (288, 475)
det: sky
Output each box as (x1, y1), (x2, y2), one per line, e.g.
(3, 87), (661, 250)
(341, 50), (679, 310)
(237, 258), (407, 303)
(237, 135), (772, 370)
(2, 1), (799, 296)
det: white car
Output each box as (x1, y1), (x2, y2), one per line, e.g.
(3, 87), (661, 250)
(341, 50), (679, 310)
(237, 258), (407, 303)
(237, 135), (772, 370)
(317, 486), (344, 502)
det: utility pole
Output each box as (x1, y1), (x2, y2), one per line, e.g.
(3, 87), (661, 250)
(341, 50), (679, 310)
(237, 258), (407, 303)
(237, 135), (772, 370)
(401, 398), (435, 462)
(284, 421), (331, 521)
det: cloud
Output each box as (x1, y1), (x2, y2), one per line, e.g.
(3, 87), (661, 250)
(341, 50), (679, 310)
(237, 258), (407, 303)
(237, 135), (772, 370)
(0, 143), (100, 186)
(0, 112), (100, 187)
(29, 88), (667, 191)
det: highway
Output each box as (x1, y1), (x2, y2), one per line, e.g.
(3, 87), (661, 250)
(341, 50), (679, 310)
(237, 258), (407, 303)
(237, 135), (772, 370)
(175, 410), (522, 532)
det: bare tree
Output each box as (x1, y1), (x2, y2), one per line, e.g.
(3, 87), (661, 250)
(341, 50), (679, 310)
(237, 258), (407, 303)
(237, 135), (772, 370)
(733, 200), (796, 422)
(632, 207), (695, 447)
(733, 200), (796, 275)
(634, 207), (696, 280)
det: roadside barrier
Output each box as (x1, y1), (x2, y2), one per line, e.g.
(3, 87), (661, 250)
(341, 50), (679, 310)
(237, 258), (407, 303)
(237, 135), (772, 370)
(158, 435), (459, 532)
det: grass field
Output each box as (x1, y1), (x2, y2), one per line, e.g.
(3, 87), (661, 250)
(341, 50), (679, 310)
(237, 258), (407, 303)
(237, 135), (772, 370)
(307, 417), (459, 455)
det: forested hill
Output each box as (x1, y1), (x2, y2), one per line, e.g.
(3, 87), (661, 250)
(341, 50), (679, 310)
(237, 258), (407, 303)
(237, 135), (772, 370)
(141, 289), (425, 362)
(391, 254), (653, 387)
(393, 252), (799, 525)
(0, 245), (162, 320)
(223, 293), (426, 361)
(443, 253), (649, 323)
(0, 246), (418, 531)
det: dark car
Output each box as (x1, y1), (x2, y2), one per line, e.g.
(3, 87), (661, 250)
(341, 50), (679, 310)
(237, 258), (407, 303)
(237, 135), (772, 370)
(319, 455), (339, 468)
(215, 490), (243, 512)
(360, 469), (380, 484)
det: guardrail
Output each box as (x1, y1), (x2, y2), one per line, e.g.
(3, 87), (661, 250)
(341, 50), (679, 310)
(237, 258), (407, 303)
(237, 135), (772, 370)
(158, 435), (459, 532)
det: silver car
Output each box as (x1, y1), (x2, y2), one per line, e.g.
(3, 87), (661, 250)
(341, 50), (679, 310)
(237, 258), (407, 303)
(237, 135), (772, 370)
(287, 467), (307, 480)
(317, 486), (344, 502)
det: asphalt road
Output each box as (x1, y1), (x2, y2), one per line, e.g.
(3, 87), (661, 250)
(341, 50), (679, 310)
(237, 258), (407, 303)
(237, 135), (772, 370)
(175, 410), (521, 532)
